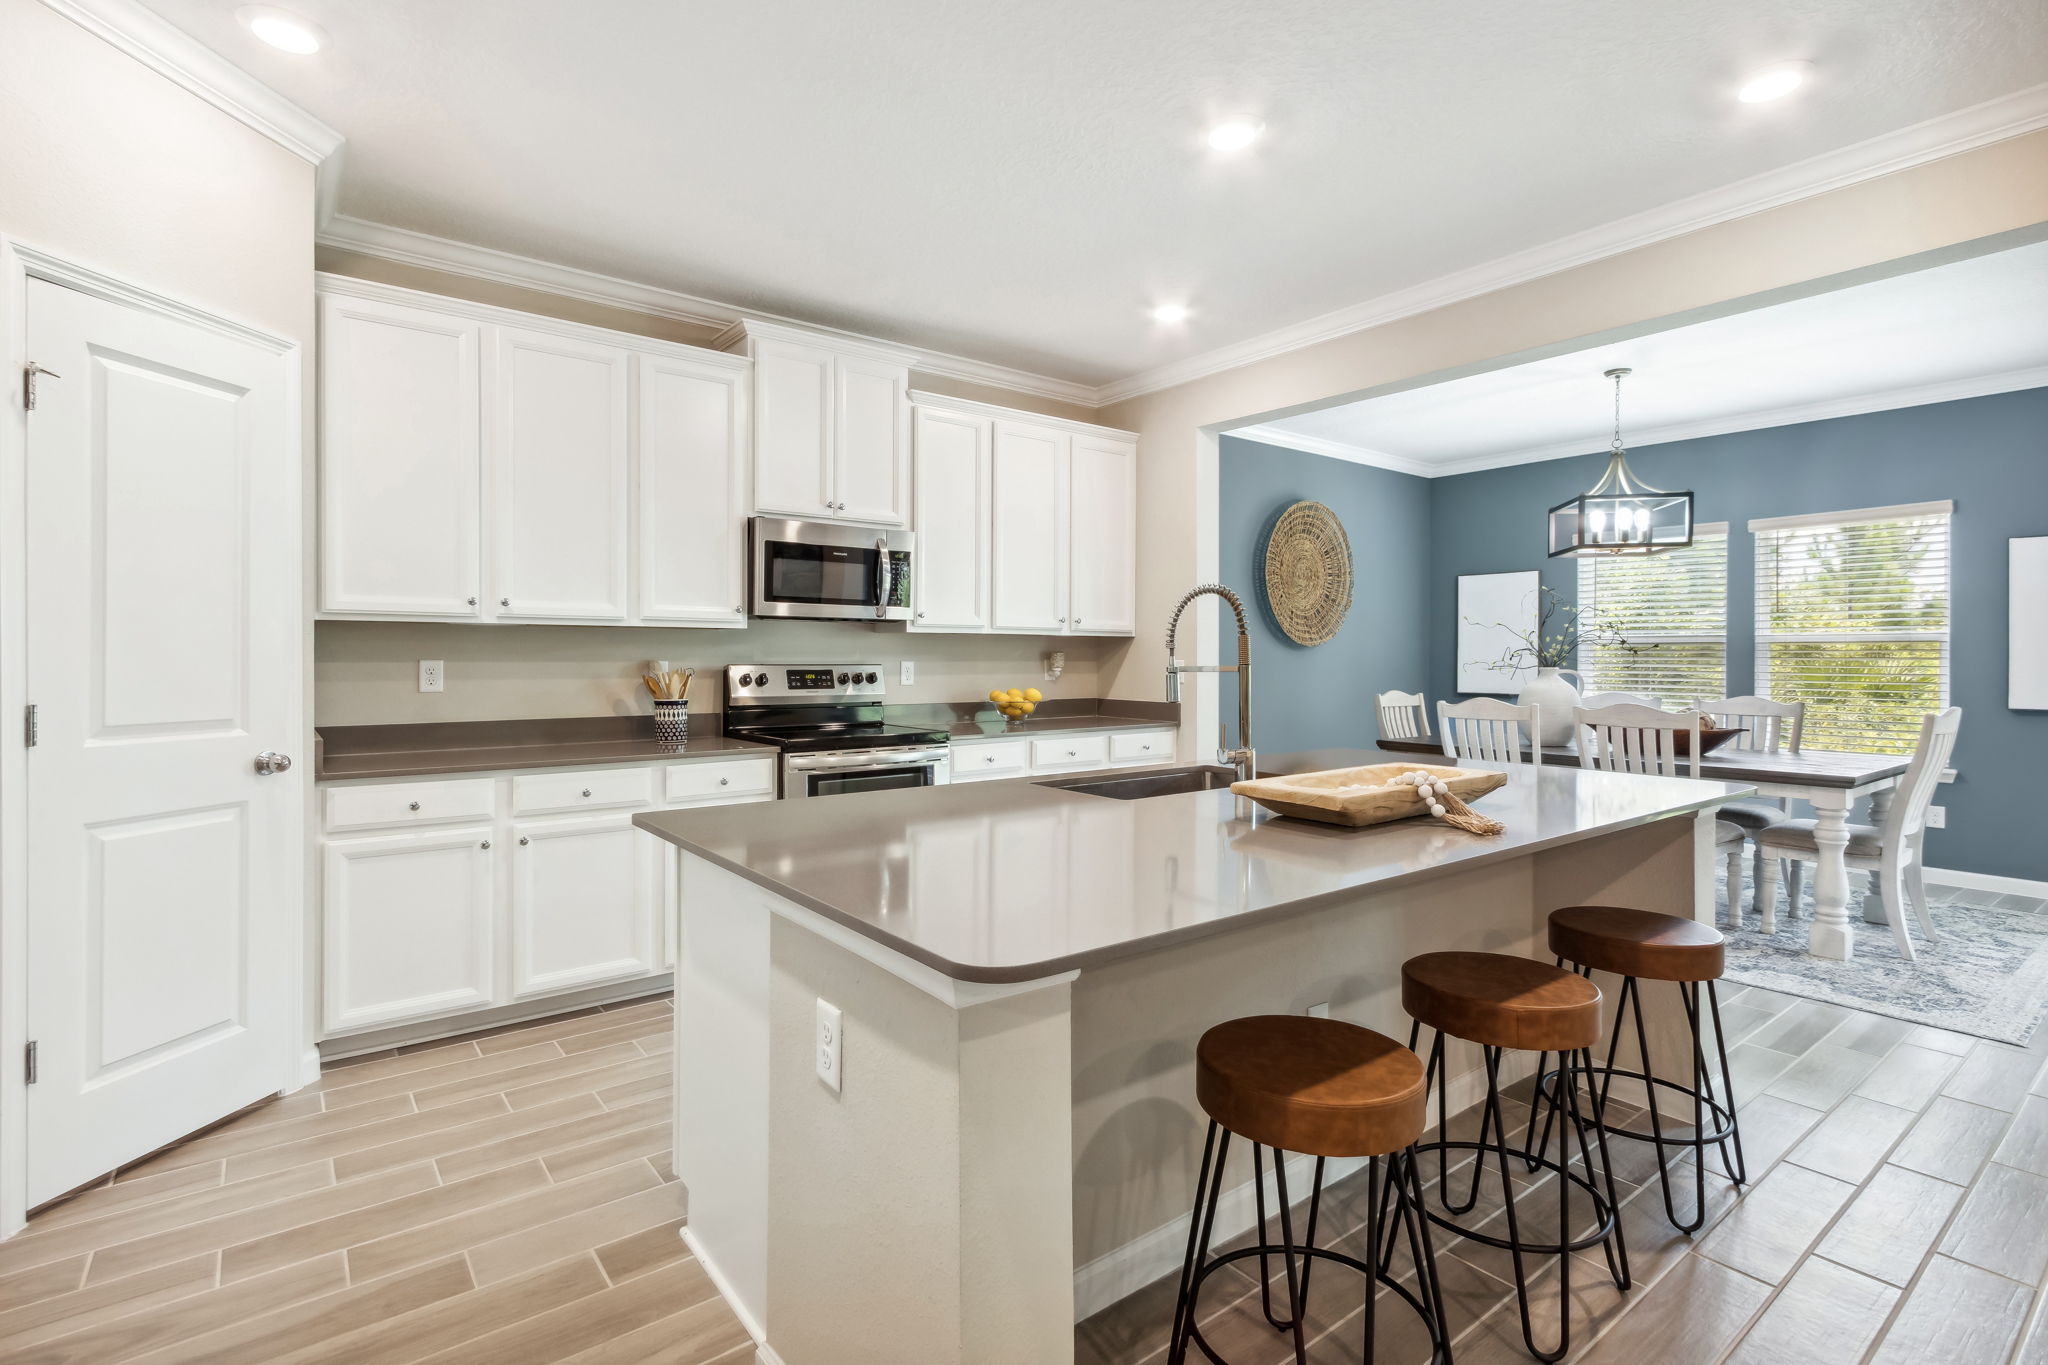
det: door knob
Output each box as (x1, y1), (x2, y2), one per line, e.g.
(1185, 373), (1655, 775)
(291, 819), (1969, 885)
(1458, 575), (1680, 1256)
(253, 751), (293, 775)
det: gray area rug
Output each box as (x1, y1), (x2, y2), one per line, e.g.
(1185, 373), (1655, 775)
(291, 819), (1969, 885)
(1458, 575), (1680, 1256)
(1716, 876), (2048, 1045)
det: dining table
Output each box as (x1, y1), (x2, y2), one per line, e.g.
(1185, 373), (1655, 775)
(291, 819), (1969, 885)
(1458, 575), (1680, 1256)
(1376, 735), (1912, 960)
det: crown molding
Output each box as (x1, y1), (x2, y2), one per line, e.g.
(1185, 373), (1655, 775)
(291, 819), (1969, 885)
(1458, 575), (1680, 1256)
(316, 215), (1101, 409)
(1093, 83), (2048, 408)
(1222, 424), (1434, 478)
(1420, 364), (2048, 477)
(908, 389), (1137, 441)
(713, 317), (919, 368)
(40, 0), (342, 166)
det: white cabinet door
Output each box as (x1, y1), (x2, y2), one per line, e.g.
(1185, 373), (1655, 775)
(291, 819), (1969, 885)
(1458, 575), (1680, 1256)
(990, 421), (1071, 632)
(752, 337), (835, 517)
(324, 827), (495, 1033)
(1068, 434), (1136, 635)
(909, 405), (990, 631)
(510, 813), (660, 998)
(318, 293), (482, 616)
(832, 355), (910, 525)
(489, 327), (630, 621)
(636, 352), (748, 625)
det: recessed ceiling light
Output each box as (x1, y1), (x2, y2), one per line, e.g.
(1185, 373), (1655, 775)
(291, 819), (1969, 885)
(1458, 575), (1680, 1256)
(237, 5), (326, 54)
(1205, 119), (1264, 153)
(1736, 61), (1812, 104)
(1150, 303), (1191, 325)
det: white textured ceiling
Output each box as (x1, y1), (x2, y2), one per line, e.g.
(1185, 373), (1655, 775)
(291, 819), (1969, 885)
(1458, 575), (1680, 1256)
(1238, 238), (2048, 473)
(136, 0), (2048, 386)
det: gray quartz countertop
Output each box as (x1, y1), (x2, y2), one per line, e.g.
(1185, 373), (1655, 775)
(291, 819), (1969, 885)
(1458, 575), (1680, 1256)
(635, 747), (1751, 983)
(316, 717), (773, 781)
(945, 713), (1177, 740)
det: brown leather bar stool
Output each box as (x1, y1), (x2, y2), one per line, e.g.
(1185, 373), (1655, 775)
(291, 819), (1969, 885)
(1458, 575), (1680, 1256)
(1169, 1015), (1450, 1365)
(1402, 952), (1631, 1363)
(1524, 906), (1747, 1234)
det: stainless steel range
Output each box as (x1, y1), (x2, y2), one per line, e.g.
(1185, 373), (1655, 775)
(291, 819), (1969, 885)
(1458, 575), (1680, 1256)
(723, 665), (951, 800)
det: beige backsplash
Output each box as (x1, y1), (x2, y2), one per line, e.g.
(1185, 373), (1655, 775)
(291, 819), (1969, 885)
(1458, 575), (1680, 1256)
(315, 620), (1132, 726)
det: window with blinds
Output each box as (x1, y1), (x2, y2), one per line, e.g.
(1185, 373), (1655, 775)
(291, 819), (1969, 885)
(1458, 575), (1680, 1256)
(1752, 501), (1950, 755)
(1576, 525), (1728, 704)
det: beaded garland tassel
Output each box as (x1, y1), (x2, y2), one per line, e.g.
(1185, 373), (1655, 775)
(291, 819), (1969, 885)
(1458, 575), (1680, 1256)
(1397, 769), (1506, 836)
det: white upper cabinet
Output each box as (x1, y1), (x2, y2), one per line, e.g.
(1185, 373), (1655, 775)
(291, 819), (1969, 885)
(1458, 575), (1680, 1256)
(750, 337), (836, 518)
(725, 322), (910, 526)
(319, 293), (483, 617)
(909, 405), (991, 631)
(635, 352), (749, 626)
(1067, 434), (1137, 635)
(990, 420), (1071, 632)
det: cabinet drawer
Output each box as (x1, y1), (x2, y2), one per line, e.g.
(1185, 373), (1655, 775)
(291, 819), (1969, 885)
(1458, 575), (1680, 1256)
(325, 779), (496, 833)
(512, 766), (653, 816)
(1031, 734), (1110, 771)
(954, 740), (1028, 779)
(666, 757), (776, 803)
(1110, 729), (1175, 764)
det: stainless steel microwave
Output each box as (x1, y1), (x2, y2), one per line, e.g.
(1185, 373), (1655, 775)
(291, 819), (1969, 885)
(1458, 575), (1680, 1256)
(749, 517), (914, 622)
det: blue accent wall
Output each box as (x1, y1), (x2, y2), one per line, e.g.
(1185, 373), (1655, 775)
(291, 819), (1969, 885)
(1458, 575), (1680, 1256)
(1227, 388), (2048, 882)
(1220, 436), (1431, 757)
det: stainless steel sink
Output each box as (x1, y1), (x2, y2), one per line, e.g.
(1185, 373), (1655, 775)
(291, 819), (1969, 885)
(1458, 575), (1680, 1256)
(1036, 765), (1241, 800)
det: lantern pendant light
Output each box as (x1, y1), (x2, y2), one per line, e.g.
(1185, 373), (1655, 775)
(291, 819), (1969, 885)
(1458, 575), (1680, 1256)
(1547, 368), (1694, 557)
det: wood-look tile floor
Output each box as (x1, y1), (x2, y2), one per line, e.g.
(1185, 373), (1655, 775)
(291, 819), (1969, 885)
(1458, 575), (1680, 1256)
(1077, 938), (2048, 1363)
(1, 994), (754, 1365)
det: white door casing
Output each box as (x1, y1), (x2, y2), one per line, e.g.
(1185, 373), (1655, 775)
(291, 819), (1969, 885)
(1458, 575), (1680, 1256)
(909, 405), (991, 631)
(23, 277), (300, 1205)
(488, 327), (630, 621)
(635, 351), (749, 625)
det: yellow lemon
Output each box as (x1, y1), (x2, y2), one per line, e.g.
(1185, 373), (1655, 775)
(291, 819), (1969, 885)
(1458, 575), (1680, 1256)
(988, 689), (1007, 704)
(1006, 687), (1025, 699)
(1017, 700), (1036, 714)
(1022, 688), (1043, 703)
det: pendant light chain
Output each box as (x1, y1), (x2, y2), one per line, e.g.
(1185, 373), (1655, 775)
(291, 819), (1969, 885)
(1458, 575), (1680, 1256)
(1611, 369), (1626, 454)
(1546, 364), (1693, 558)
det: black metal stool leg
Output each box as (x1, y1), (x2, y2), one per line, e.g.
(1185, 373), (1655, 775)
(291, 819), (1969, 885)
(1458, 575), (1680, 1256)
(1705, 980), (1748, 1186)
(1170, 1121), (1221, 1356)
(1169, 1126), (1231, 1365)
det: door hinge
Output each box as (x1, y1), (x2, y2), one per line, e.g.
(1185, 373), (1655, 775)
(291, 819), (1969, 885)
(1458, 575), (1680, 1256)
(23, 361), (60, 412)
(24, 1041), (36, 1085)
(24, 703), (37, 748)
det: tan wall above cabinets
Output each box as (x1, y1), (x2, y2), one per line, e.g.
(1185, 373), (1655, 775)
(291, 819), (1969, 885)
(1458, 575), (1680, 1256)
(905, 392), (1138, 638)
(318, 274), (750, 628)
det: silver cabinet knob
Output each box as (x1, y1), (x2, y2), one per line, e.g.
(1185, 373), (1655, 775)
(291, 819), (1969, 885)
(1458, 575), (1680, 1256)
(467, 596), (478, 606)
(916, 612), (925, 620)
(500, 597), (510, 608)
(253, 751), (292, 775)
(984, 755), (994, 764)
(581, 788), (592, 797)
(480, 840), (491, 850)
(1057, 617), (1066, 625)
(519, 836), (529, 846)
(1067, 749), (1076, 758)
(1141, 744), (1152, 752)
(408, 801), (421, 811)
(719, 777), (730, 786)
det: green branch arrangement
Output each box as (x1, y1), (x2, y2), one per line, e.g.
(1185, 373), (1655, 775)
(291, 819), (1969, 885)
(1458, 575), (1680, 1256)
(1466, 586), (1654, 674)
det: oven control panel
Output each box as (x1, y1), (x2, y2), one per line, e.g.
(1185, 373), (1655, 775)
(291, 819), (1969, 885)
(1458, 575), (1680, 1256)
(726, 664), (886, 704)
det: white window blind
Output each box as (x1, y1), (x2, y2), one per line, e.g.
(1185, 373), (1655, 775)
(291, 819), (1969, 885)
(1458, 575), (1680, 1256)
(1752, 501), (1950, 755)
(1576, 525), (1727, 705)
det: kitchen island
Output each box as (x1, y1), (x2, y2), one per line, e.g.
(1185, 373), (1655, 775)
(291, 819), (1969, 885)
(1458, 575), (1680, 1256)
(635, 747), (1748, 1365)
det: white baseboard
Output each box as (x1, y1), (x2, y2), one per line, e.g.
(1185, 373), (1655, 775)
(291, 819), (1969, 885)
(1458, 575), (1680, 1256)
(1071, 1057), (1518, 1322)
(753, 1345), (788, 1365)
(681, 1225), (768, 1349)
(1925, 867), (2048, 899)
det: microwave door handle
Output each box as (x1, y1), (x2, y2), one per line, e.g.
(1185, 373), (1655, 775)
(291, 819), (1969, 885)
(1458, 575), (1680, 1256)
(874, 537), (888, 619)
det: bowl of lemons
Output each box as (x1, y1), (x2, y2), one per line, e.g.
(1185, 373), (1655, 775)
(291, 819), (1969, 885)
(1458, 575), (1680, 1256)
(988, 686), (1043, 723)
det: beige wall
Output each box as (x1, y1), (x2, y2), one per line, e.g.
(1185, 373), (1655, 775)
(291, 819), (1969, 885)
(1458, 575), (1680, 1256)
(1095, 130), (2048, 711)
(315, 619), (1126, 725)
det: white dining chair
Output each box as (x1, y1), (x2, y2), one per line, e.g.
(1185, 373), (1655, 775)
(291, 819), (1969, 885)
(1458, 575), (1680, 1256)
(1580, 691), (1664, 711)
(1375, 690), (1430, 742)
(1574, 703), (1702, 778)
(1755, 708), (1962, 962)
(1696, 695), (1805, 901)
(1437, 698), (1538, 764)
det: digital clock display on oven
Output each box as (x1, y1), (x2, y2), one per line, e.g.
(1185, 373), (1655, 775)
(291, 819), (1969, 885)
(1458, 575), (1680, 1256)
(786, 668), (838, 690)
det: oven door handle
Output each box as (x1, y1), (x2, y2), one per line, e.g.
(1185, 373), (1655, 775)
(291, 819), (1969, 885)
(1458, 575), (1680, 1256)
(786, 746), (950, 772)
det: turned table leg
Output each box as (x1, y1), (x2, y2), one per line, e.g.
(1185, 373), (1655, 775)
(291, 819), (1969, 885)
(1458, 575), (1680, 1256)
(1861, 786), (1895, 926)
(1807, 790), (1856, 960)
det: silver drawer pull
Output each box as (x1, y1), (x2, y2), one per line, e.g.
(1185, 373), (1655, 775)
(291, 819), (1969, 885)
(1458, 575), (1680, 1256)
(719, 777), (730, 786)
(519, 836), (529, 846)
(409, 801), (421, 811)
(479, 840), (491, 850)
(581, 788), (592, 797)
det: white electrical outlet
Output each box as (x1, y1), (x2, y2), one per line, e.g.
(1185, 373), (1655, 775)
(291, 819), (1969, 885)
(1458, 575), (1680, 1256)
(418, 660), (444, 693)
(816, 999), (843, 1094)
(1925, 805), (1946, 828)
(900, 660), (915, 686)
(1307, 1001), (1331, 1019)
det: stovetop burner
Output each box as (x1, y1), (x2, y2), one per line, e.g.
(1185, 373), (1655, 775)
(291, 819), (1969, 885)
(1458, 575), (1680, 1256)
(725, 720), (952, 756)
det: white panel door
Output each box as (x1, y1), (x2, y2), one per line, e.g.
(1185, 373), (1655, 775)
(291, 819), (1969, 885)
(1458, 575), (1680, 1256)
(831, 356), (909, 525)
(909, 406), (990, 632)
(636, 352), (748, 625)
(1067, 435), (1137, 635)
(751, 338), (834, 517)
(318, 293), (482, 616)
(511, 814), (660, 997)
(323, 828), (495, 1032)
(990, 421), (1070, 632)
(489, 327), (630, 620)
(24, 279), (300, 1203)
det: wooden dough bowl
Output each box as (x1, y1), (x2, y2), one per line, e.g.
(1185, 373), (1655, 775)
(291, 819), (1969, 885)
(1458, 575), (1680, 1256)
(1231, 763), (1509, 828)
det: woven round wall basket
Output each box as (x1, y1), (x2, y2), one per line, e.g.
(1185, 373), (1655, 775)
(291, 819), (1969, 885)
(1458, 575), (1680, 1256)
(1263, 500), (1353, 646)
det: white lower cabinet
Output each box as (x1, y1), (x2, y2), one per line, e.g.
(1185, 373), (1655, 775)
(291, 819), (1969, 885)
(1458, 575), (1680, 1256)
(319, 754), (774, 1039)
(950, 727), (1178, 783)
(511, 813), (659, 998)
(323, 824), (496, 1033)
